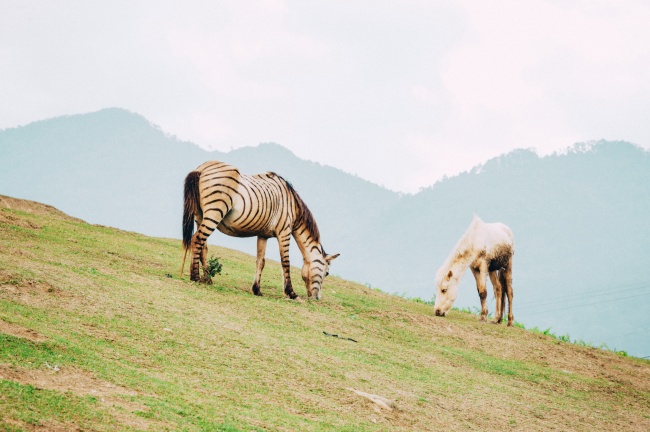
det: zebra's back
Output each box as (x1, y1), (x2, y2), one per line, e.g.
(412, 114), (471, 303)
(195, 161), (297, 238)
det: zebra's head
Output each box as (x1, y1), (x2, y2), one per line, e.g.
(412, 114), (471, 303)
(302, 248), (340, 300)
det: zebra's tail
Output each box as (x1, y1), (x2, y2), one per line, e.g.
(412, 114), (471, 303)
(183, 170), (201, 251)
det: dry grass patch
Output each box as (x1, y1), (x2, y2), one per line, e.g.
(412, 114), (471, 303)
(0, 364), (138, 404)
(0, 320), (48, 343)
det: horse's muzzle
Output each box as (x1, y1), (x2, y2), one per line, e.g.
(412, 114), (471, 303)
(434, 309), (445, 317)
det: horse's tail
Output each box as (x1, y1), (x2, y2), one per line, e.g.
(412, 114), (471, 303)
(183, 170), (201, 251)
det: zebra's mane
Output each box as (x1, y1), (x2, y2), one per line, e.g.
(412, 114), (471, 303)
(280, 176), (321, 243)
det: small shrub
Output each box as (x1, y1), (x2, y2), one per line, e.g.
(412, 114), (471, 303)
(206, 256), (223, 277)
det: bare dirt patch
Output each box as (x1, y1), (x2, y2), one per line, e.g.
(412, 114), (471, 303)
(0, 364), (137, 401)
(0, 269), (67, 309)
(0, 270), (58, 294)
(0, 320), (48, 342)
(0, 417), (81, 431)
(0, 364), (158, 430)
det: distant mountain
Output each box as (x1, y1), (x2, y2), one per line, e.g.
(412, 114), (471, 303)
(0, 108), (397, 259)
(1, 108), (648, 357)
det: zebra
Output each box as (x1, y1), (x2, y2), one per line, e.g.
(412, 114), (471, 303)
(182, 161), (339, 300)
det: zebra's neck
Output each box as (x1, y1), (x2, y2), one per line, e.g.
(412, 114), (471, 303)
(294, 230), (323, 263)
(293, 224), (322, 263)
(288, 190), (322, 263)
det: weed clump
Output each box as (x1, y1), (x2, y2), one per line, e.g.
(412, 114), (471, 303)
(206, 256), (223, 277)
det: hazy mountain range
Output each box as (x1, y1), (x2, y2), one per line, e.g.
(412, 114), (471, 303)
(1, 108), (648, 357)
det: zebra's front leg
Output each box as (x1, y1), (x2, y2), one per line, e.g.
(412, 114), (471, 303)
(277, 232), (298, 299)
(252, 237), (267, 296)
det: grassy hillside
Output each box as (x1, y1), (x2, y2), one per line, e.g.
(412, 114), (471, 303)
(3, 110), (649, 357)
(1, 196), (648, 431)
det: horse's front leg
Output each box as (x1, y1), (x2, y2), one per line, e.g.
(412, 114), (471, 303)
(471, 265), (489, 321)
(277, 231), (298, 299)
(489, 270), (504, 324)
(252, 237), (267, 296)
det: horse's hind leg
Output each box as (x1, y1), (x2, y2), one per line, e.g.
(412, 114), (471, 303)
(500, 273), (507, 322)
(501, 265), (514, 326)
(489, 270), (504, 324)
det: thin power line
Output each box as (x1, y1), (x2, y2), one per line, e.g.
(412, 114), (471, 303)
(515, 281), (650, 308)
(521, 292), (648, 316)
(516, 283), (650, 311)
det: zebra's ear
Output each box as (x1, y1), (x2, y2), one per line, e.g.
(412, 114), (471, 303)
(325, 253), (340, 263)
(447, 270), (453, 279)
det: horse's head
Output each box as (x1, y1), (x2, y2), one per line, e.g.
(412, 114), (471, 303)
(302, 247), (340, 300)
(434, 269), (458, 317)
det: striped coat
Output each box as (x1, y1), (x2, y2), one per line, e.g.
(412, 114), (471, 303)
(182, 161), (339, 299)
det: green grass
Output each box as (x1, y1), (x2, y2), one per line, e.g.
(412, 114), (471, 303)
(1, 203), (649, 431)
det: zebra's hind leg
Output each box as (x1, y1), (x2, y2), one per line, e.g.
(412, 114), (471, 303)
(190, 232), (207, 283)
(200, 243), (212, 284)
(252, 237), (267, 296)
(190, 209), (222, 284)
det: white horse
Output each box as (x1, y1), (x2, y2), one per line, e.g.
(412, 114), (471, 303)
(433, 216), (515, 326)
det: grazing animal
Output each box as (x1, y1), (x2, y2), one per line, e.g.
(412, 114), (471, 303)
(433, 216), (514, 326)
(182, 161), (339, 300)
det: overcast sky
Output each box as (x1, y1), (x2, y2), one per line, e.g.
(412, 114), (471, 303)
(2, 1), (649, 192)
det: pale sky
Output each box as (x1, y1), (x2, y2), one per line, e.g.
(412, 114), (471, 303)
(2, 0), (649, 193)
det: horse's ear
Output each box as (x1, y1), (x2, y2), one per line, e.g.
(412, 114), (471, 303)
(447, 270), (453, 279)
(326, 253), (340, 263)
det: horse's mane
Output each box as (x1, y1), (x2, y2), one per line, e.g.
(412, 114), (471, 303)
(277, 175), (321, 243)
(436, 216), (483, 282)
